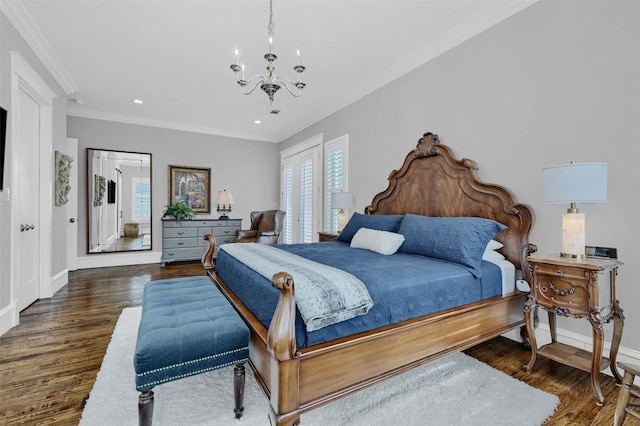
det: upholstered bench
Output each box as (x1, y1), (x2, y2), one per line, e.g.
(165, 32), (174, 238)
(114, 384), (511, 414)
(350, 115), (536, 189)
(134, 276), (249, 426)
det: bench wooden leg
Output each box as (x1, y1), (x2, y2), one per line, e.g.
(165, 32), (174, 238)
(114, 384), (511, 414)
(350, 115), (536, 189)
(234, 363), (246, 418)
(138, 389), (154, 426)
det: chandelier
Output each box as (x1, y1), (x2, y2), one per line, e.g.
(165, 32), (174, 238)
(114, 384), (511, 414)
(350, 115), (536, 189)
(230, 0), (306, 104)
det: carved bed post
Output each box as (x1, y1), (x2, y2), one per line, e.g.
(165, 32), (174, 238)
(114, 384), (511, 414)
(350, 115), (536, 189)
(267, 272), (301, 426)
(201, 234), (217, 271)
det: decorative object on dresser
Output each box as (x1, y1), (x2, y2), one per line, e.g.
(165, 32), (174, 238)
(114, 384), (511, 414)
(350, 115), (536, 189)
(235, 210), (285, 244)
(162, 202), (196, 222)
(216, 189), (235, 220)
(541, 162), (607, 258)
(318, 231), (339, 242)
(524, 253), (624, 406)
(168, 165), (211, 213)
(161, 218), (241, 266)
(331, 191), (353, 232)
(201, 131), (536, 426)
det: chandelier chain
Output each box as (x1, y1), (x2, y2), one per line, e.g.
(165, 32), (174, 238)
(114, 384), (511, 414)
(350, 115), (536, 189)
(268, 0), (274, 32)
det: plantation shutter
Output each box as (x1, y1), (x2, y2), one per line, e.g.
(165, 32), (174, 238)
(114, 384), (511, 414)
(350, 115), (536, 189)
(133, 179), (150, 220)
(282, 164), (293, 244)
(300, 158), (313, 243)
(325, 146), (344, 233)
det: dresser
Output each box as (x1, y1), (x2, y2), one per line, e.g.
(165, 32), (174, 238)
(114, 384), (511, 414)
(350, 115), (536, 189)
(523, 254), (624, 405)
(161, 218), (241, 266)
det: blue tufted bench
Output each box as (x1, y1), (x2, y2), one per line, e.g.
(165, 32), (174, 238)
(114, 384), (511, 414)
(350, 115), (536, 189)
(134, 276), (249, 426)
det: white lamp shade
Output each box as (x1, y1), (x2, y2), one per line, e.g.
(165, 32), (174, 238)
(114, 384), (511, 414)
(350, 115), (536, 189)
(542, 163), (607, 203)
(216, 190), (234, 204)
(331, 192), (353, 209)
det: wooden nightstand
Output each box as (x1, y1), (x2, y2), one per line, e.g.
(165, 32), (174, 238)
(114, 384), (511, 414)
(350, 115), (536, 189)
(523, 254), (624, 405)
(318, 231), (339, 242)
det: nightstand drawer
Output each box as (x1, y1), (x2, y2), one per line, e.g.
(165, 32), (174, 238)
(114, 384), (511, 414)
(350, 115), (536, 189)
(535, 273), (589, 315)
(535, 263), (588, 280)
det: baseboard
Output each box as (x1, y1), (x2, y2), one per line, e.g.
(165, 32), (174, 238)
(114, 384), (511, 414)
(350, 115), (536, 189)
(50, 269), (68, 296)
(76, 251), (162, 269)
(0, 301), (19, 337)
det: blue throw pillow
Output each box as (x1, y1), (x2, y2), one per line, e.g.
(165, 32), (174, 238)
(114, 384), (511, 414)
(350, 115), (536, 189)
(397, 215), (507, 277)
(337, 213), (404, 243)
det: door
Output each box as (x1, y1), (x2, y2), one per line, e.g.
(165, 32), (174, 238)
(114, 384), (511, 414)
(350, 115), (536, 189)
(66, 138), (78, 271)
(281, 143), (322, 244)
(14, 87), (41, 311)
(10, 51), (56, 318)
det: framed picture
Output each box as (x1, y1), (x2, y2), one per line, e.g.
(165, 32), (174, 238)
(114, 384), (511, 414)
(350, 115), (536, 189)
(168, 165), (211, 213)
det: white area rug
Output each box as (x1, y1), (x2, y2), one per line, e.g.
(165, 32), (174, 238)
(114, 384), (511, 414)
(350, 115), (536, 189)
(80, 307), (559, 426)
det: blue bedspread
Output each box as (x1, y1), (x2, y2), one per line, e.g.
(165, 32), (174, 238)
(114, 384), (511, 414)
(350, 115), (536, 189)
(215, 241), (502, 348)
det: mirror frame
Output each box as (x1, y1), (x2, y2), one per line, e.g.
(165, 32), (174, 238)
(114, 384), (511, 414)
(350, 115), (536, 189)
(86, 148), (152, 254)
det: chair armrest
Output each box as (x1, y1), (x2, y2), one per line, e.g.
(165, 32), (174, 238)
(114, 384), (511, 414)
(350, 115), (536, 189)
(237, 229), (258, 240)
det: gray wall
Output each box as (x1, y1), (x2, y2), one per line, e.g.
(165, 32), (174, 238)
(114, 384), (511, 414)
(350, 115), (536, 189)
(281, 1), (640, 353)
(68, 116), (280, 259)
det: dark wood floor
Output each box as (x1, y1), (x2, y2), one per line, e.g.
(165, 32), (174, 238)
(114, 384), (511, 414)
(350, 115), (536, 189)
(0, 261), (637, 425)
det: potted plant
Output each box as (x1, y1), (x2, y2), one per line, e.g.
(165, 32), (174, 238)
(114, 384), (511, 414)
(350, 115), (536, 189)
(162, 202), (196, 222)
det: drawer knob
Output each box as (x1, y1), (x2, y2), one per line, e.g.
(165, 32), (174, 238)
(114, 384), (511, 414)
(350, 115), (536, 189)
(177, 232), (184, 235)
(177, 242), (184, 246)
(554, 270), (563, 275)
(224, 230), (230, 234)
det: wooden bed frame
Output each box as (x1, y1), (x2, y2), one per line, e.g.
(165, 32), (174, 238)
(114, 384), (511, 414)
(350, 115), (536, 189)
(202, 132), (536, 425)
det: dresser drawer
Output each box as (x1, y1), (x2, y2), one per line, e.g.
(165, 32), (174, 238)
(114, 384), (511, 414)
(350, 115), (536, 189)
(164, 228), (198, 238)
(163, 237), (198, 249)
(210, 226), (238, 238)
(162, 247), (205, 260)
(534, 268), (589, 316)
(198, 235), (236, 247)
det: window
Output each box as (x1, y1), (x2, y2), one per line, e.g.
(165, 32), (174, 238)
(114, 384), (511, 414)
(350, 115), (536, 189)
(132, 178), (150, 220)
(325, 135), (349, 233)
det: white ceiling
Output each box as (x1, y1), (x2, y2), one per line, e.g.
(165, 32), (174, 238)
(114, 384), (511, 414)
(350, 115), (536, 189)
(4, 0), (537, 142)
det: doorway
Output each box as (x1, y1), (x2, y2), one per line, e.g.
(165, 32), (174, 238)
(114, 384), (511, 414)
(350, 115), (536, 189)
(10, 52), (56, 314)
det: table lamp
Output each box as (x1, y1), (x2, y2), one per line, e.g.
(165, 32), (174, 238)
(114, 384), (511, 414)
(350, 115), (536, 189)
(541, 162), (607, 258)
(331, 192), (353, 232)
(216, 189), (235, 220)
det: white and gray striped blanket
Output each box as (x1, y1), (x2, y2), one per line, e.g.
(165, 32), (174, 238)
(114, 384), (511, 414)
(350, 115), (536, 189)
(220, 243), (373, 331)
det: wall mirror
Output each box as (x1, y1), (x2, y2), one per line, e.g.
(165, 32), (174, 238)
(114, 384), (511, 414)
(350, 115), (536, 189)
(87, 148), (152, 254)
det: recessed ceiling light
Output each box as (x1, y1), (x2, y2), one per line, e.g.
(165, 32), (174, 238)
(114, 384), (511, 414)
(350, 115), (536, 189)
(254, 120), (262, 124)
(133, 99), (143, 104)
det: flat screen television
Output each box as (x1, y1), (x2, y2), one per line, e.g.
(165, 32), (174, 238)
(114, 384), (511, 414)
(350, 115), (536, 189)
(0, 107), (6, 191)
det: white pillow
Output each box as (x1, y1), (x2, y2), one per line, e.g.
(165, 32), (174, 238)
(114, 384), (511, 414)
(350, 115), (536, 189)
(350, 228), (405, 256)
(486, 239), (504, 251)
(482, 249), (506, 261)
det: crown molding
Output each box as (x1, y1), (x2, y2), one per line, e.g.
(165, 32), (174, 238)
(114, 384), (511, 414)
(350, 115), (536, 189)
(67, 107), (279, 143)
(1, 0), (79, 95)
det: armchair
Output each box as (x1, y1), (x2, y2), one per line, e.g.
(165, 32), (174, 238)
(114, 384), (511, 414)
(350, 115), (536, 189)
(235, 210), (285, 244)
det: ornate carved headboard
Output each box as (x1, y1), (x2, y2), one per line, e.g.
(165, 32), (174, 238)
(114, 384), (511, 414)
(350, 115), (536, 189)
(366, 132), (536, 276)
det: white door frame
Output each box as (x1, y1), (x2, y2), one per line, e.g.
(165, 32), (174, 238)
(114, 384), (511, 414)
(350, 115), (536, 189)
(10, 51), (56, 322)
(66, 138), (78, 272)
